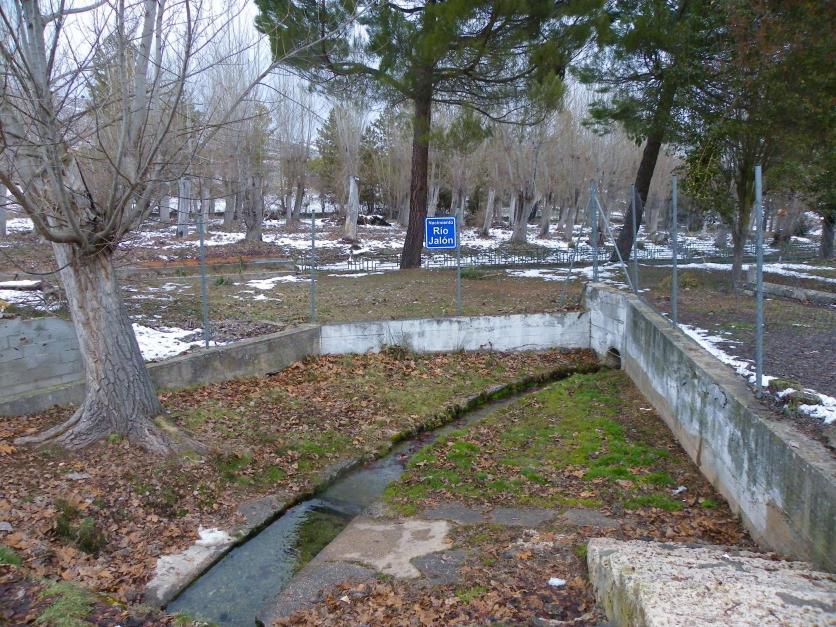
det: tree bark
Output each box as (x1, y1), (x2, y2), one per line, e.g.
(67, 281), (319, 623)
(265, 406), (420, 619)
(176, 178), (190, 237)
(16, 245), (176, 453)
(612, 81), (676, 262)
(344, 176), (360, 241)
(0, 184), (7, 237)
(480, 188), (496, 237)
(538, 193), (553, 238)
(400, 78), (433, 268)
(510, 192), (528, 244)
(243, 173), (264, 241)
(821, 210), (835, 259)
(453, 187), (465, 226)
(222, 180), (237, 231)
(426, 182), (440, 217)
(291, 175), (305, 223)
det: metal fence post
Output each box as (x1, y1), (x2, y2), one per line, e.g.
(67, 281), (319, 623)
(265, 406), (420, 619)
(671, 175), (679, 326)
(309, 206), (317, 323)
(755, 165), (764, 394)
(456, 225), (462, 316)
(591, 180), (599, 282)
(631, 184), (639, 292)
(197, 210), (211, 348)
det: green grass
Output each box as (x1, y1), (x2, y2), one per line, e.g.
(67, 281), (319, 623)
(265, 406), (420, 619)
(624, 493), (684, 512)
(385, 370), (682, 513)
(0, 545), (22, 566)
(36, 581), (95, 627)
(455, 585), (488, 603)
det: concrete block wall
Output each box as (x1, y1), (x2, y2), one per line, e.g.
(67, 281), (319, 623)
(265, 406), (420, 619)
(0, 317), (81, 398)
(585, 284), (836, 572)
(320, 312), (591, 355)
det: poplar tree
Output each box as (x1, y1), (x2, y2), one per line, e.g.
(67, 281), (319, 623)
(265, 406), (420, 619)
(254, 0), (594, 267)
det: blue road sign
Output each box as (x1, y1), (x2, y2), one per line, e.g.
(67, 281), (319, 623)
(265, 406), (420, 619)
(424, 216), (458, 250)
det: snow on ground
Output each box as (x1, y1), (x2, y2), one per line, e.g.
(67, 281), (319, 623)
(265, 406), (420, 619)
(0, 280), (41, 288)
(244, 275), (309, 290)
(3, 217), (34, 234)
(680, 323), (835, 425)
(0, 289), (57, 312)
(664, 261), (836, 285)
(505, 264), (629, 288)
(132, 324), (220, 361)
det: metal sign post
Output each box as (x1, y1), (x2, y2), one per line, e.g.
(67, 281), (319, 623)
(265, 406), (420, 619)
(197, 210), (211, 348)
(309, 204), (317, 323)
(424, 216), (461, 315)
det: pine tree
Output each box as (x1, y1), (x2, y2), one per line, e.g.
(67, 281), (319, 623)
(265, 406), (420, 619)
(575, 0), (724, 261)
(255, 0), (593, 267)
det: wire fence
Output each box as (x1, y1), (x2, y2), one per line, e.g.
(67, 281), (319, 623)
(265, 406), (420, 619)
(586, 171), (835, 406)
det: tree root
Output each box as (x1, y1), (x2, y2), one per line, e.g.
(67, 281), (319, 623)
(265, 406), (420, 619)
(15, 403), (205, 456)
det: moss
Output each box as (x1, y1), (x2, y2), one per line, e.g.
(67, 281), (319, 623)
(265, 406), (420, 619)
(54, 500), (107, 555)
(455, 585), (488, 603)
(0, 545), (22, 566)
(36, 581), (95, 627)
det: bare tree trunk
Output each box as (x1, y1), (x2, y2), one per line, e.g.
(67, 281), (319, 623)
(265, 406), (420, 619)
(401, 76), (432, 268)
(772, 194), (802, 247)
(646, 194), (659, 235)
(16, 245), (175, 453)
(821, 210), (835, 259)
(158, 181), (171, 223)
(200, 179), (210, 222)
(538, 193), (553, 238)
(291, 176), (305, 223)
(176, 178), (190, 237)
(510, 192), (528, 244)
(0, 184), (7, 237)
(243, 174), (264, 241)
(222, 180), (237, 230)
(398, 193), (410, 227)
(344, 176), (360, 241)
(480, 188), (496, 237)
(453, 187), (465, 226)
(714, 222), (729, 250)
(427, 183), (440, 217)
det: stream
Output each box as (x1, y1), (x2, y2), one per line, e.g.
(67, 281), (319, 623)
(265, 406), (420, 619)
(166, 391), (532, 626)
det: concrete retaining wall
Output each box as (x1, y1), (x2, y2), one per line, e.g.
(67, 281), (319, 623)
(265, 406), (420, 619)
(319, 312), (590, 355)
(0, 317), (81, 398)
(585, 284), (836, 571)
(0, 325), (319, 416)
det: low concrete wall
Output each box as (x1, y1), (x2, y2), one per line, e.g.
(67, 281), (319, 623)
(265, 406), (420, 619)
(320, 312), (590, 355)
(0, 317), (81, 398)
(0, 325), (319, 416)
(585, 284), (836, 571)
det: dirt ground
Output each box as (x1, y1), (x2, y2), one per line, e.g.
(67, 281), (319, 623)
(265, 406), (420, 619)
(636, 265), (836, 397)
(0, 349), (594, 624)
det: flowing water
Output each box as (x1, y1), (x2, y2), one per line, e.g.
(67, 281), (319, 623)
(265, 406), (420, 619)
(166, 392), (533, 625)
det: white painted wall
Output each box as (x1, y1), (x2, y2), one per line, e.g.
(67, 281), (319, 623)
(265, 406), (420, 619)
(320, 312), (591, 355)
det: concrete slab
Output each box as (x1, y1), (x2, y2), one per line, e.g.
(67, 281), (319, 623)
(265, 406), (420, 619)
(256, 561), (376, 625)
(489, 507), (557, 527)
(587, 538), (836, 626)
(315, 517), (451, 578)
(412, 549), (468, 586)
(422, 502), (487, 525)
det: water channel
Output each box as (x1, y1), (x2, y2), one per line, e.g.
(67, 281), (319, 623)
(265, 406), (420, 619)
(167, 386), (550, 625)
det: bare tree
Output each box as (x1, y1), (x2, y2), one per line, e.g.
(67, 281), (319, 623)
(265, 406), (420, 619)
(333, 101), (367, 241)
(0, 0), (343, 452)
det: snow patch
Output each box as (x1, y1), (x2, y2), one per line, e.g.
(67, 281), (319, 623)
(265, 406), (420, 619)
(132, 324), (219, 361)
